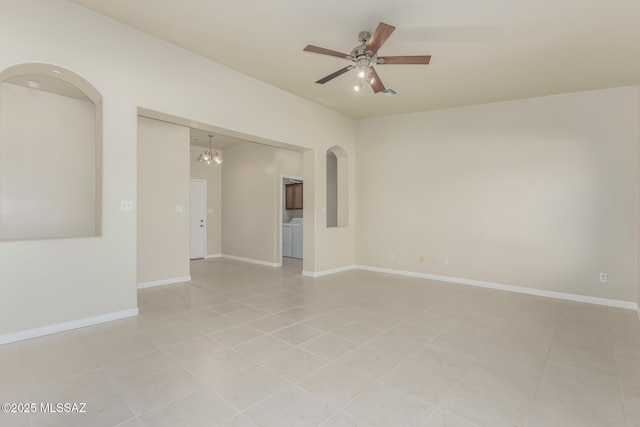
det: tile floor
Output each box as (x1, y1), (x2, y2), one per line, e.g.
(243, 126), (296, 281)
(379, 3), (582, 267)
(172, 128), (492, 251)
(1, 257), (640, 426)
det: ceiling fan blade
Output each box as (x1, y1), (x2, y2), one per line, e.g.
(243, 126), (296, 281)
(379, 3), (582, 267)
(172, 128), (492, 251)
(303, 45), (350, 59)
(369, 67), (385, 93)
(316, 65), (355, 84)
(378, 55), (431, 65)
(366, 22), (396, 55)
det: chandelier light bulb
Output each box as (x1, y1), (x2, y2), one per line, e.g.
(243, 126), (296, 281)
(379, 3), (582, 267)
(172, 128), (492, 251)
(354, 83), (362, 92)
(358, 70), (365, 78)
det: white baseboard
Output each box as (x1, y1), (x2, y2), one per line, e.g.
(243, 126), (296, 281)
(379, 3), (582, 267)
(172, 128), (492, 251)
(302, 265), (357, 278)
(356, 265), (638, 310)
(222, 254), (280, 268)
(0, 308), (139, 346)
(205, 254), (222, 259)
(137, 275), (191, 289)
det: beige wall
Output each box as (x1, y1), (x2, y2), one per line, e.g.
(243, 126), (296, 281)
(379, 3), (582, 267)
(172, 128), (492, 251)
(0, 0), (355, 337)
(0, 83), (96, 240)
(357, 86), (639, 302)
(222, 143), (303, 264)
(190, 146), (222, 256)
(137, 117), (190, 283)
(222, 143), (276, 263)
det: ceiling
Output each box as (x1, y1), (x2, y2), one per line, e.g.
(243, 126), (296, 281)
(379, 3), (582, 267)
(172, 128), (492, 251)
(68, 0), (640, 119)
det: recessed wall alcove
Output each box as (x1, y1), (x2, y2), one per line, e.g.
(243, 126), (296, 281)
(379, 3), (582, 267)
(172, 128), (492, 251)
(0, 63), (102, 240)
(326, 145), (349, 228)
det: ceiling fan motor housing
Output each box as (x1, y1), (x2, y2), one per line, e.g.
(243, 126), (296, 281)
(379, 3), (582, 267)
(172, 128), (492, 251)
(358, 31), (371, 44)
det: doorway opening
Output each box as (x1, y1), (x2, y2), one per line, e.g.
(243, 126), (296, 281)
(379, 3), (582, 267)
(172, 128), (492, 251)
(281, 175), (304, 267)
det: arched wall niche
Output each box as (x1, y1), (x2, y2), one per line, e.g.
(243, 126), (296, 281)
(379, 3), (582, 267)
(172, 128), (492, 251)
(326, 145), (349, 228)
(0, 63), (102, 240)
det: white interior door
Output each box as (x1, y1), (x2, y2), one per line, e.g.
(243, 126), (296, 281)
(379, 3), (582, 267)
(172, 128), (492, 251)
(189, 180), (206, 259)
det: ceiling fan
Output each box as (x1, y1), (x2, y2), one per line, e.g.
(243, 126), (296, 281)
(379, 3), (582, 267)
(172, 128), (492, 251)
(303, 22), (431, 94)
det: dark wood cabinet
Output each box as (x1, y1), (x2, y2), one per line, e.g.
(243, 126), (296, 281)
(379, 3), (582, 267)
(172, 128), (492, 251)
(285, 183), (303, 209)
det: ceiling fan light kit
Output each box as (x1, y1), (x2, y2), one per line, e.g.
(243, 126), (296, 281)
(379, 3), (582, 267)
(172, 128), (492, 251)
(303, 22), (431, 94)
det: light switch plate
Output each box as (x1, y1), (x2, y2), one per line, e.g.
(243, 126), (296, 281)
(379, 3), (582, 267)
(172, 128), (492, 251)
(120, 200), (133, 211)
(175, 205), (183, 213)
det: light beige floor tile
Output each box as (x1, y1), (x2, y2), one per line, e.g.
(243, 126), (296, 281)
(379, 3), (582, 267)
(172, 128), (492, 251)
(439, 382), (530, 427)
(302, 315), (351, 332)
(300, 334), (359, 360)
(138, 388), (237, 427)
(114, 418), (144, 427)
(85, 333), (158, 367)
(389, 321), (441, 342)
(298, 364), (372, 409)
(423, 409), (480, 427)
(335, 345), (403, 380)
(344, 383), (434, 427)
(271, 324), (324, 345)
(259, 301), (299, 314)
(279, 307), (320, 321)
(380, 360), (458, 406)
(8, 258), (638, 427)
(427, 329), (493, 356)
(235, 335), (293, 362)
(332, 323), (381, 344)
(552, 322), (614, 356)
(103, 350), (178, 388)
(536, 361), (623, 418)
(353, 313), (404, 331)
(408, 344), (477, 379)
(366, 332), (422, 356)
(23, 350), (101, 387)
(0, 348), (31, 427)
(561, 301), (609, 328)
(226, 307), (272, 323)
(262, 348), (328, 382)
(248, 315), (296, 333)
(526, 402), (626, 427)
(143, 316), (239, 348)
(218, 414), (259, 427)
(118, 367), (202, 414)
(320, 412), (368, 427)
(211, 324), (265, 347)
(141, 307), (222, 330)
(0, 346), (26, 402)
(236, 294), (280, 308)
(245, 384), (336, 427)
(165, 337), (253, 383)
(328, 306), (372, 322)
(614, 335), (640, 359)
(547, 345), (617, 375)
(211, 365), (289, 411)
(212, 301), (254, 315)
(29, 370), (133, 426)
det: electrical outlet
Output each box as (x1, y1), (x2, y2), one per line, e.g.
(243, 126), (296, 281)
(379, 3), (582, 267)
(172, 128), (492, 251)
(390, 253), (395, 260)
(443, 257), (449, 266)
(599, 273), (608, 283)
(120, 200), (133, 211)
